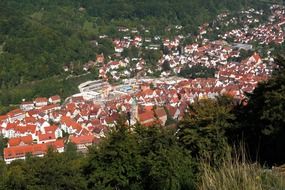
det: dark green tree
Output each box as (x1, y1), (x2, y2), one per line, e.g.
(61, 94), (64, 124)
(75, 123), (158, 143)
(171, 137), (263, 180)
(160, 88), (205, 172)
(177, 97), (235, 165)
(233, 54), (285, 165)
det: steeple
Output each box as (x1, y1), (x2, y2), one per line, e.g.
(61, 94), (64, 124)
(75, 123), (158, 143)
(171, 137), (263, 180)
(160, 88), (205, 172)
(130, 97), (138, 125)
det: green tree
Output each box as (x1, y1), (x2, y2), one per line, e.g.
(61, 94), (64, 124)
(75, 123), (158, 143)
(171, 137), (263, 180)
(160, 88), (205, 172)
(178, 97), (235, 165)
(0, 135), (8, 160)
(84, 123), (196, 190)
(233, 55), (285, 165)
(161, 60), (171, 71)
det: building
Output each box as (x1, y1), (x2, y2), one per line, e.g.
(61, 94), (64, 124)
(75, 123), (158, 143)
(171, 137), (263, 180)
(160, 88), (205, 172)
(8, 135), (33, 147)
(4, 140), (64, 164)
(34, 97), (48, 107)
(20, 102), (35, 111)
(49, 95), (61, 104)
(69, 135), (98, 153)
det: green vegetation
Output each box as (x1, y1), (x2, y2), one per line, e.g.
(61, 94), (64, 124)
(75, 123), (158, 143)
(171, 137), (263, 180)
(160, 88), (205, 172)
(232, 54), (285, 165)
(2, 57), (285, 189)
(0, 125), (196, 190)
(178, 96), (235, 165)
(1, 1), (285, 189)
(199, 152), (285, 190)
(178, 65), (216, 79)
(0, 73), (98, 114)
(0, 135), (8, 160)
(0, 0), (260, 109)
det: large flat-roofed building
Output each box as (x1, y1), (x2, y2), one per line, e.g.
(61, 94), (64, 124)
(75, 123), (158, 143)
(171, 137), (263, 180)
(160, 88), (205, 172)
(78, 80), (111, 93)
(71, 91), (103, 101)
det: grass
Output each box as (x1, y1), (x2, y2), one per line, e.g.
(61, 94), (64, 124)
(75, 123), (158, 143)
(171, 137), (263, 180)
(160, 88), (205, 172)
(199, 152), (285, 190)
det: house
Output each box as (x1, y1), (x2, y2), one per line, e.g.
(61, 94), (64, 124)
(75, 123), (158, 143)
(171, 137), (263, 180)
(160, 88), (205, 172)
(3, 123), (18, 138)
(7, 135), (33, 147)
(40, 104), (61, 114)
(249, 52), (262, 64)
(34, 97), (48, 107)
(69, 135), (98, 153)
(7, 109), (25, 122)
(154, 107), (167, 126)
(0, 115), (8, 123)
(4, 139), (64, 164)
(37, 133), (56, 144)
(16, 124), (37, 139)
(49, 95), (61, 104)
(43, 125), (63, 139)
(20, 102), (35, 111)
(60, 116), (82, 135)
(96, 54), (105, 63)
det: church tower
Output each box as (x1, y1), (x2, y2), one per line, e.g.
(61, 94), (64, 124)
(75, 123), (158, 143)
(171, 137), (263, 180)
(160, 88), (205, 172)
(130, 97), (138, 125)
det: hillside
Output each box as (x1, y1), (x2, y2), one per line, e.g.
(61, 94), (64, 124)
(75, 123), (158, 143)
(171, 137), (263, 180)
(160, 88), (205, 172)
(0, 0), (261, 112)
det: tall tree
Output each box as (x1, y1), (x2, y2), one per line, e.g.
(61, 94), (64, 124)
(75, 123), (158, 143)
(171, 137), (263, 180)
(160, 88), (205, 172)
(177, 97), (235, 165)
(233, 54), (285, 165)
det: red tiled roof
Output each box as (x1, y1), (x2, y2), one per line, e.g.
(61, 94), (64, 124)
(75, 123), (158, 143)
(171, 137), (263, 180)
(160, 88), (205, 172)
(6, 123), (17, 130)
(21, 101), (34, 105)
(91, 119), (101, 126)
(8, 135), (33, 147)
(16, 124), (37, 134)
(250, 52), (261, 63)
(155, 108), (167, 118)
(0, 115), (8, 122)
(61, 116), (82, 132)
(69, 135), (97, 145)
(50, 95), (61, 101)
(44, 125), (58, 133)
(24, 117), (37, 124)
(38, 133), (56, 141)
(34, 97), (48, 103)
(27, 109), (40, 117)
(71, 96), (84, 103)
(7, 109), (24, 117)
(138, 111), (154, 122)
(4, 139), (64, 160)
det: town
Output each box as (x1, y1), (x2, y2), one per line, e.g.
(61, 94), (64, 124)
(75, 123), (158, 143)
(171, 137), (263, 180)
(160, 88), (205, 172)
(0, 4), (285, 164)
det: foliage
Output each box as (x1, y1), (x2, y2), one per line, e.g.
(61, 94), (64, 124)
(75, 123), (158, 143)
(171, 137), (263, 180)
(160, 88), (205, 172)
(161, 60), (171, 71)
(0, 73), (96, 111)
(0, 0), (255, 87)
(177, 97), (235, 165)
(84, 124), (196, 190)
(2, 151), (87, 190)
(0, 135), (8, 160)
(232, 54), (285, 165)
(2, 64), (285, 188)
(178, 65), (216, 79)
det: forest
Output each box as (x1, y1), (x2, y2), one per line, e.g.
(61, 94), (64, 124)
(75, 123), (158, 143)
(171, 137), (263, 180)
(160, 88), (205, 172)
(0, 0), (263, 112)
(1, 55), (285, 190)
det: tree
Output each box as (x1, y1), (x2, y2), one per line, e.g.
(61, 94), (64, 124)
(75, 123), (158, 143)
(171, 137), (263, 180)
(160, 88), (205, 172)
(84, 123), (196, 190)
(233, 55), (285, 165)
(64, 142), (80, 160)
(4, 162), (27, 190)
(161, 60), (171, 71)
(0, 160), (7, 190)
(178, 65), (216, 79)
(0, 135), (8, 160)
(177, 97), (235, 165)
